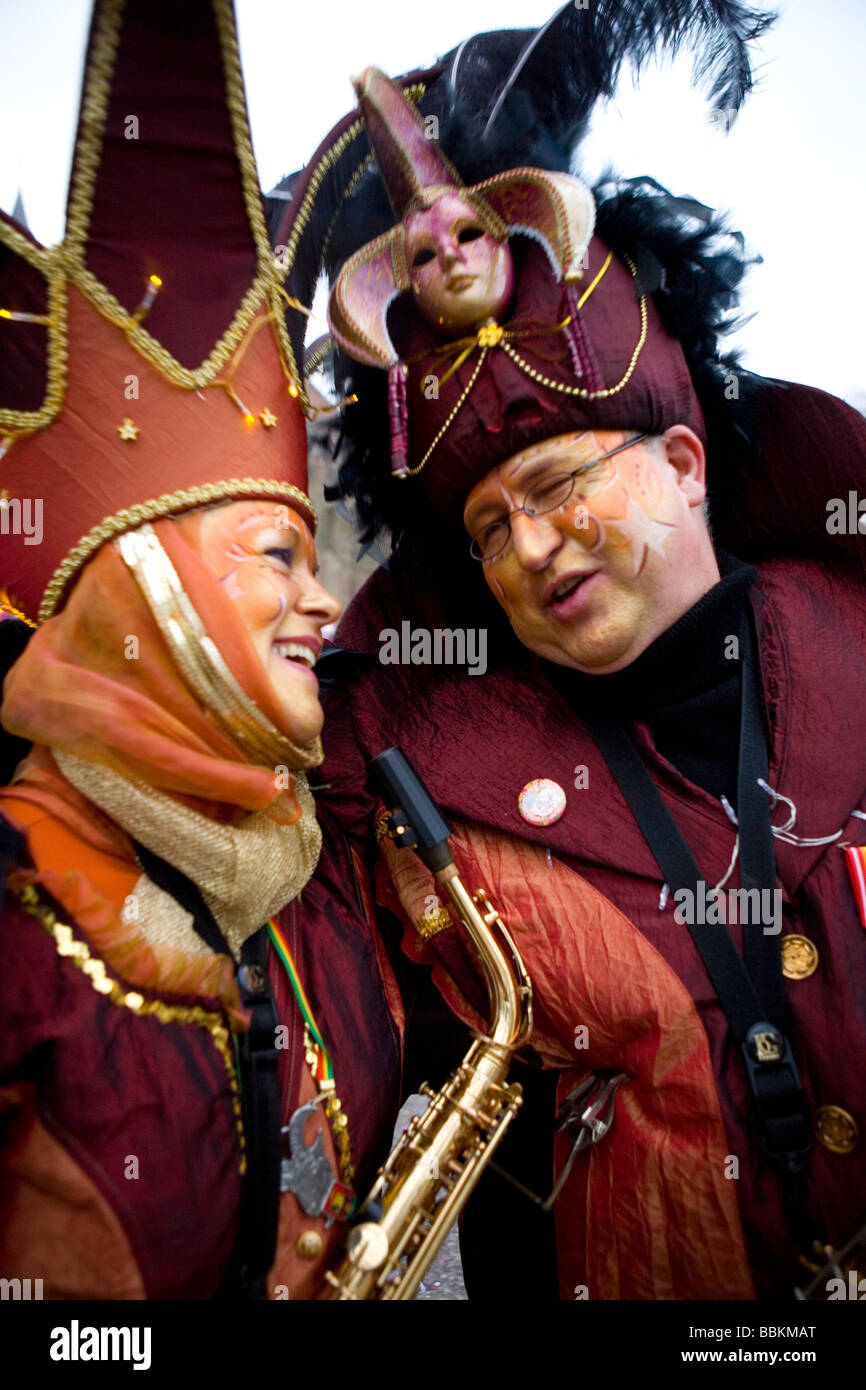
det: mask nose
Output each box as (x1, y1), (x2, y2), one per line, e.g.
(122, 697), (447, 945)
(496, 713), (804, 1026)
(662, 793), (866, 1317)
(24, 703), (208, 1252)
(438, 236), (464, 270)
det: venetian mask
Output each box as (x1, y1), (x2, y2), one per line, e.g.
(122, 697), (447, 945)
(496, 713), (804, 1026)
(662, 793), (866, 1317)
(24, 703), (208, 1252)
(404, 192), (514, 337)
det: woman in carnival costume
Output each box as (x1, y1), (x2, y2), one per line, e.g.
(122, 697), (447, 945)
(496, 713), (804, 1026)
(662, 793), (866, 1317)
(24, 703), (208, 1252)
(0, 0), (403, 1300)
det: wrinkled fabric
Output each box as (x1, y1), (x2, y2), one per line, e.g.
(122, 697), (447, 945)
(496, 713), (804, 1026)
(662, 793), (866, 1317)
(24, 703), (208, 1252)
(316, 547), (866, 1299)
(376, 819), (754, 1299)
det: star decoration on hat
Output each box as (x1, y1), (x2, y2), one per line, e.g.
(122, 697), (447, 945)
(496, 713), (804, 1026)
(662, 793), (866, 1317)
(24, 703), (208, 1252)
(259, 408), (278, 428)
(117, 418), (139, 441)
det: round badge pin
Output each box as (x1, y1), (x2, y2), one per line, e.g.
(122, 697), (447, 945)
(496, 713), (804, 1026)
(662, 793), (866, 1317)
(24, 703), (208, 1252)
(518, 778), (567, 827)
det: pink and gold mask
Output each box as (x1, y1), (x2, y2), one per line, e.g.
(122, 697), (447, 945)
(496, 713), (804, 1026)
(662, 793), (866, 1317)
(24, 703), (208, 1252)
(405, 191), (514, 336)
(327, 67), (594, 369)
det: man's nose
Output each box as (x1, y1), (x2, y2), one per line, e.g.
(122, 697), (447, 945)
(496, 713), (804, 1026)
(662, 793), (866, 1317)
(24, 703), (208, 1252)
(509, 511), (564, 570)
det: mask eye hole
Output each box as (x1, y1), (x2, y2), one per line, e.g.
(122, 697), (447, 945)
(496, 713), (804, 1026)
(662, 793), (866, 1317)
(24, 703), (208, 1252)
(412, 247), (435, 267)
(457, 226), (483, 244)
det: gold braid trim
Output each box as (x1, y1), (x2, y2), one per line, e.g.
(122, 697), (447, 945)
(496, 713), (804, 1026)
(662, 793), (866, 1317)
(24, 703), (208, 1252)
(405, 254), (648, 477)
(0, 589), (37, 628)
(0, 236), (68, 437)
(314, 154), (375, 293)
(303, 1025), (355, 1189)
(303, 337), (334, 378)
(13, 880), (245, 1175)
(59, 0), (307, 406)
(277, 84), (426, 283)
(38, 478), (316, 625)
(405, 348), (489, 476)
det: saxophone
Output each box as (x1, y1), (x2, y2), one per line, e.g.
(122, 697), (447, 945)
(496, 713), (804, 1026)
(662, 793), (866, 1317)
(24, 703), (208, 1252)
(325, 747), (533, 1300)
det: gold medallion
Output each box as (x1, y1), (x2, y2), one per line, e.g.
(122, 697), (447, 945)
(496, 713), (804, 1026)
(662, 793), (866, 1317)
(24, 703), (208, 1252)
(814, 1105), (859, 1155)
(296, 1230), (324, 1261)
(780, 934), (819, 980)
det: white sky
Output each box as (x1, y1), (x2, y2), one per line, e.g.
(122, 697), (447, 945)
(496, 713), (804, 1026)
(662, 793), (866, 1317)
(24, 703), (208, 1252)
(1, 0), (864, 402)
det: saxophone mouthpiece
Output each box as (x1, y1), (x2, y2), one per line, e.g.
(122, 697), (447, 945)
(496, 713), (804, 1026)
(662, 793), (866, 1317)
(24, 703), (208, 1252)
(368, 747), (453, 872)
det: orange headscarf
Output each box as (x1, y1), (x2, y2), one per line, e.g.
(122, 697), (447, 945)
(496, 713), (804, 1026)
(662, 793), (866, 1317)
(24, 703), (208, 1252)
(0, 513), (316, 827)
(0, 511), (324, 1013)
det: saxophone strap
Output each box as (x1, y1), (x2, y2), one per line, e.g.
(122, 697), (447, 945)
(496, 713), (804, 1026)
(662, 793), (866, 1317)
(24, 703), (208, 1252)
(133, 840), (282, 1300)
(582, 612), (818, 1252)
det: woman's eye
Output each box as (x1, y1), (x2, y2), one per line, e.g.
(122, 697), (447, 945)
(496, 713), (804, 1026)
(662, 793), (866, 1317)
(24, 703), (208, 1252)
(458, 226), (483, 243)
(264, 547), (295, 569)
(412, 247), (435, 268)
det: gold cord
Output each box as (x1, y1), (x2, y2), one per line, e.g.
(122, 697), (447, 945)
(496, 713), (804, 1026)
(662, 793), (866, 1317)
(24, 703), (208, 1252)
(404, 254), (647, 477)
(59, 0), (306, 399)
(575, 249), (613, 309)
(303, 1024), (355, 1189)
(405, 349), (489, 476)
(12, 879), (246, 1174)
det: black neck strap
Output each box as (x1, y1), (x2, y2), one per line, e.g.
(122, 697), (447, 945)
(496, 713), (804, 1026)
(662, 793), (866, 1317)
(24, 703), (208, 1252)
(133, 840), (282, 1299)
(583, 614), (815, 1236)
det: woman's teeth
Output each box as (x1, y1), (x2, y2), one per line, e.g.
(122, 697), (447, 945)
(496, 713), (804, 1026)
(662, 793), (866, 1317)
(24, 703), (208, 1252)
(273, 640), (315, 667)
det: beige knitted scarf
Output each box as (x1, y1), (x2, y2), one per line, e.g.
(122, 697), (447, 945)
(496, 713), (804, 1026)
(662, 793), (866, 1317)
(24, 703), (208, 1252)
(56, 749), (322, 959)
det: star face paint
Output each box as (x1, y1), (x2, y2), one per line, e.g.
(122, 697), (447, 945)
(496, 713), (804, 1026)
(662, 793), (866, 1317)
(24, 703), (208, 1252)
(463, 430), (705, 673)
(192, 501), (341, 743)
(404, 192), (514, 337)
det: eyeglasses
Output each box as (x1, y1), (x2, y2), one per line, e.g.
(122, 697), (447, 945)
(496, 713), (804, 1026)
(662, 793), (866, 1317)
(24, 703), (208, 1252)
(468, 432), (651, 562)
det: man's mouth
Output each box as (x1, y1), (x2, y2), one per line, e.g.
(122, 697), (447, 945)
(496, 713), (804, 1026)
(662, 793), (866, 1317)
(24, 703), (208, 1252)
(543, 570), (600, 617)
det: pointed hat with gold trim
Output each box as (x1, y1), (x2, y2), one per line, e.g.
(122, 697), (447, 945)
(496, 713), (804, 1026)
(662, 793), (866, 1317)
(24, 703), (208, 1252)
(0, 0), (313, 628)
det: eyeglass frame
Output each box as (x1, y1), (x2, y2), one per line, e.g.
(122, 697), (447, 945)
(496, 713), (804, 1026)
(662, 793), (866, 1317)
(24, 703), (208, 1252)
(468, 431), (653, 562)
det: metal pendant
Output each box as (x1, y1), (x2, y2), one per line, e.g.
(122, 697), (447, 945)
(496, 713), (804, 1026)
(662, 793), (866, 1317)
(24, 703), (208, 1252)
(279, 1102), (337, 1217)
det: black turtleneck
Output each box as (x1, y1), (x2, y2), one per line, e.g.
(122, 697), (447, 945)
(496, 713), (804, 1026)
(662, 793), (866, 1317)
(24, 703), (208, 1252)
(548, 553), (757, 808)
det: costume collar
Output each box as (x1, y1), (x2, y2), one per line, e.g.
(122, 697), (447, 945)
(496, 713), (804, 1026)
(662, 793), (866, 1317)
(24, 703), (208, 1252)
(56, 751), (322, 958)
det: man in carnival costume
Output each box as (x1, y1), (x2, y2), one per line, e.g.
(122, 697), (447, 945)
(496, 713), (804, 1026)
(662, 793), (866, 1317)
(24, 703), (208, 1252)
(276, 2), (866, 1300)
(0, 0), (403, 1299)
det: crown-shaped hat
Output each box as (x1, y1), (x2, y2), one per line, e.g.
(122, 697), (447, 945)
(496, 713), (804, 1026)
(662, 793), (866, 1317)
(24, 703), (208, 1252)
(273, 3), (866, 579)
(325, 63), (703, 499)
(0, 0), (314, 627)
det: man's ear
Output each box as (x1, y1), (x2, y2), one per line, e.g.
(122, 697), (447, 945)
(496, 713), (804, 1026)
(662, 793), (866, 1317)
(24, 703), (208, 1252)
(661, 425), (707, 507)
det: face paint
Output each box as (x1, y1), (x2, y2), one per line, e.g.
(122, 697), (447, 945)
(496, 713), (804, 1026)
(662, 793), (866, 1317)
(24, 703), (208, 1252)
(404, 192), (514, 336)
(192, 501), (342, 744)
(463, 430), (700, 673)
(550, 435), (675, 575)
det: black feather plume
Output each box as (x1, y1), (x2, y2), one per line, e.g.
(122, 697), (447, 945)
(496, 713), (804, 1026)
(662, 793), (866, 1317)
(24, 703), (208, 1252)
(270, 0), (776, 605)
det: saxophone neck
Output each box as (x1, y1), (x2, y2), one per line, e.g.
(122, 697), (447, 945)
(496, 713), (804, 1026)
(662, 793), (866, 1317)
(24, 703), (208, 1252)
(436, 864), (533, 1050)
